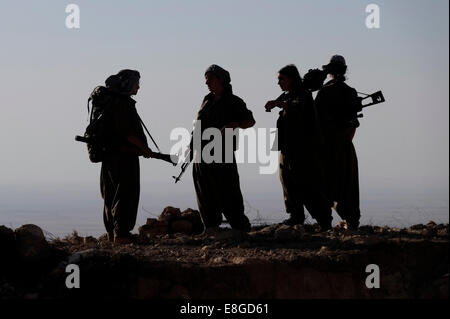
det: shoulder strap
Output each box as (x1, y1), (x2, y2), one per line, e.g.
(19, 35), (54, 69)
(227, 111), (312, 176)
(136, 113), (161, 153)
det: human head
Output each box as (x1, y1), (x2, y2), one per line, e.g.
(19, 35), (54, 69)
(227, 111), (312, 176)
(278, 64), (303, 92)
(105, 69), (141, 95)
(323, 55), (347, 80)
(205, 64), (232, 95)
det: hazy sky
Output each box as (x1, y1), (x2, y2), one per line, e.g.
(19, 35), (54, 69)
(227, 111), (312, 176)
(0, 0), (448, 232)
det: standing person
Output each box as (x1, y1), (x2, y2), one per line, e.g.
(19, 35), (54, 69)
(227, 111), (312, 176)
(192, 64), (255, 233)
(265, 65), (332, 230)
(315, 55), (362, 230)
(100, 69), (154, 244)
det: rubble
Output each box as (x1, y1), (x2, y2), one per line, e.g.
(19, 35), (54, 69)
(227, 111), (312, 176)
(0, 211), (447, 299)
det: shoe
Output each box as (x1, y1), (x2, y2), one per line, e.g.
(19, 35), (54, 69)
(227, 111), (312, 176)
(107, 232), (114, 242)
(319, 222), (332, 232)
(200, 226), (221, 236)
(346, 220), (360, 230)
(231, 223), (251, 233)
(282, 216), (304, 226)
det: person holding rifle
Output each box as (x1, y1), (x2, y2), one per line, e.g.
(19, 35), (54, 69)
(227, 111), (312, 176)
(265, 64), (332, 231)
(315, 55), (362, 230)
(100, 69), (154, 244)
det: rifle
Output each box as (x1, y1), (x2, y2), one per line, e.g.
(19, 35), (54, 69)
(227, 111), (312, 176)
(356, 90), (385, 118)
(302, 68), (386, 114)
(75, 135), (177, 165)
(172, 148), (192, 183)
(173, 119), (199, 183)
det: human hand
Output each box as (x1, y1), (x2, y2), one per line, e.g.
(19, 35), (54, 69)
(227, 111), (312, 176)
(142, 147), (154, 158)
(264, 100), (278, 112)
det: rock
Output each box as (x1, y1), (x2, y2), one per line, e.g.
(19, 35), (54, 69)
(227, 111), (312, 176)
(434, 224), (447, 230)
(0, 225), (16, 259)
(170, 219), (193, 234)
(139, 222), (169, 238)
(335, 221), (348, 231)
(304, 224), (319, 232)
(146, 218), (158, 225)
(180, 208), (204, 234)
(373, 226), (382, 233)
(426, 221), (437, 228)
(159, 206), (181, 222)
(410, 224), (425, 231)
(255, 224), (279, 236)
(437, 227), (449, 237)
(231, 256), (248, 264)
(64, 230), (83, 245)
(67, 249), (111, 264)
(180, 208), (198, 219)
(358, 225), (374, 234)
(98, 233), (110, 242)
(422, 228), (437, 238)
(211, 256), (225, 264)
(15, 224), (50, 262)
(83, 236), (97, 245)
(274, 224), (303, 240)
(293, 224), (305, 234)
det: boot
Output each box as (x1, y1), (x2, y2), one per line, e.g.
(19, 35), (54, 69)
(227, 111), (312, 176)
(282, 215), (304, 226)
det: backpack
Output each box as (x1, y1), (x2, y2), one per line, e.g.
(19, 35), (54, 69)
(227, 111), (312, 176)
(76, 86), (117, 163)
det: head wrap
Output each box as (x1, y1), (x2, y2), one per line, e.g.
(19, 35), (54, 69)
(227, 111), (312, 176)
(205, 64), (231, 84)
(278, 64), (303, 91)
(105, 69), (140, 95)
(323, 55), (347, 77)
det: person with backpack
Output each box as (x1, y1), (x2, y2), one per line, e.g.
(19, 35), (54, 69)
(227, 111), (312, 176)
(315, 55), (362, 230)
(97, 69), (153, 244)
(265, 64), (332, 231)
(192, 64), (255, 233)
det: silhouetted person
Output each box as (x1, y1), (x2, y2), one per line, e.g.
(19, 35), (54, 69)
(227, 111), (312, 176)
(100, 69), (153, 243)
(265, 65), (332, 230)
(192, 65), (255, 233)
(315, 55), (362, 230)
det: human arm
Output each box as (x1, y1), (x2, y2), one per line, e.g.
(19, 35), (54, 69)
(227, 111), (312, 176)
(126, 135), (154, 158)
(221, 98), (256, 133)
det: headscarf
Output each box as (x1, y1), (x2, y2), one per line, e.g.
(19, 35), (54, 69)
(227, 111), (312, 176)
(322, 55), (347, 80)
(105, 69), (140, 95)
(205, 64), (231, 84)
(205, 64), (232, 94)
(278, 64), (303, 92)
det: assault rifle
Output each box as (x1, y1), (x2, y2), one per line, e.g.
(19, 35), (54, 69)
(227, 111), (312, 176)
(302, 68), (386, 117)
(75, 135), (177, 165)
(172, 147), (192, 183)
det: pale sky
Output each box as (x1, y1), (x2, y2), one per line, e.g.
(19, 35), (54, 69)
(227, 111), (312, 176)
(0, 0), (448, 234)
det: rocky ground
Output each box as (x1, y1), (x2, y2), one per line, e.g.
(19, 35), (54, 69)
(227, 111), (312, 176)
(0, 206), (448, 299)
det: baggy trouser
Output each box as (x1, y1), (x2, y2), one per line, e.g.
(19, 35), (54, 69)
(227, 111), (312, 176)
(193, 162), (251, 231)
(100, 155), (140, 237)
(326, 138), (361, 226)
(279, 153), (332, 226)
